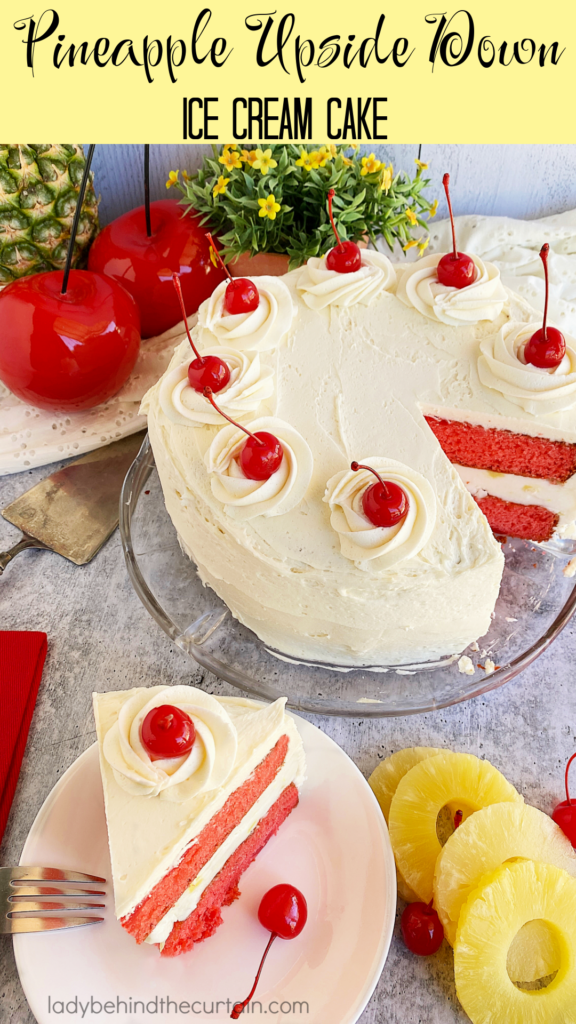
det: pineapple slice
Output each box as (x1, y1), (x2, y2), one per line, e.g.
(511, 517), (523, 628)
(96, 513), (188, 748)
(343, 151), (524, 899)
(388, 752), (522, 903)
(434, 801), (576, 945)
(454, 860), (576, 1024)
(369, 747), (444, 903)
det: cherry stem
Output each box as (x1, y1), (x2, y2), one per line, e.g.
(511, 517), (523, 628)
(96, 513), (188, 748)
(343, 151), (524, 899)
(442, 173), (458, 260)
(350, 461), (390, 499)
(565, 752), (576, 805)
(327, 189), (342, 248)
(540, 243), (550, 342)
(172, 274), (201, 359)
(206, 232), (232, 281)
(231, 933), (277, 1019)
(203, 387), (264, 444)
(61, 143), (95, 296)
(144, 145), (152, 239)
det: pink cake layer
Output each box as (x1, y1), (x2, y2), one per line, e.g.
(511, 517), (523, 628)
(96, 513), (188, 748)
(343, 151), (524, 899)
(425, 416), (576, 484)
(160, 782), (299, 957)
(474, 494), (559, 542)
(121, 734), (290, 944)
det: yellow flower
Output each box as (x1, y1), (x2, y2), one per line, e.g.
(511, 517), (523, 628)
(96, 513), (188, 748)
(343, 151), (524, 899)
(241, 149), (258, 166)
(378, 163), (393, 192)
(223, 143), (238, 152)
(253, 149), (277, 175)
(417, 237), (430, 256)
(295, 149), (315, 172)
(349, 143), (359, 150)
(181, 170), (190, 183)
(342, 156), (353, 166)
(429, 199), (439, 218)
(219, 149), (242, 171)
(309, 150), (325, 168)
(318, 144), (337, 162)
(406, 208), (418, 226)
(258, 194), (282, 220)
(212, 175), (228, 198)
(166, 170), (179, 189)
(360, 153), (382, 176)
(403, 239), (418, 251)
(415, 158), (429, 171)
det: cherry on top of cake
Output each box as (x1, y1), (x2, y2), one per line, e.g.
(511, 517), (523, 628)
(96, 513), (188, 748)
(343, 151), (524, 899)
(141, 704), (196, 761)
(203, 386), (284, 481)
(172, 272), (232, 394)
(436, 173), (476, 290)
(325, 188), (363, 274)
(523, 243), (566, 370)
(232, 884), (308, 1019)
(206, 232), (260, 314)
(351, 461), (408, 528)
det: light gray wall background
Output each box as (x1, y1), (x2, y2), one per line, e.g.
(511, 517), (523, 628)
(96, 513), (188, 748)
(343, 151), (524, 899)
(88, 144), (576, 226)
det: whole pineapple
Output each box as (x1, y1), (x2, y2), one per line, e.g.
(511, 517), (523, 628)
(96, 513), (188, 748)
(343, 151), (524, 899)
(0, 145), (99, 283)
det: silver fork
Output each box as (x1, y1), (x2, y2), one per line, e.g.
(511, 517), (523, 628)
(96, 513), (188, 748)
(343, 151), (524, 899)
(1, 867), (106, 933)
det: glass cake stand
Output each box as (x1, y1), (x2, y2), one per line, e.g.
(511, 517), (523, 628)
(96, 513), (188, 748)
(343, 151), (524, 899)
(120, 434), (576, 718)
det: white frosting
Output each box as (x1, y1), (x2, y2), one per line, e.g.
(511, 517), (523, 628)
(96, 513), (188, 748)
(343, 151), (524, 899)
(396, 252), (507, 326)
(198, 276), (296, 352)
(94, 690), (305, 921)
(297, 250), (396, 309)
(478, 321), (576, 414)
(205, 416), (313, 520)
(158, 342), (274, 426)
(102, 686), (237, 800)
(323, 459), (436, 570)
(454, 464), (576, 540)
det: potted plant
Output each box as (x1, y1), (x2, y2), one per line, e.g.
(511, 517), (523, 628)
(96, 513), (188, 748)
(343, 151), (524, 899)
(167, 144), (436, 275)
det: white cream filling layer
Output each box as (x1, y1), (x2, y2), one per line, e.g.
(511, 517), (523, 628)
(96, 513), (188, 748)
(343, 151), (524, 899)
(455, 465), (576, 539)
(146, 737), (305, 947)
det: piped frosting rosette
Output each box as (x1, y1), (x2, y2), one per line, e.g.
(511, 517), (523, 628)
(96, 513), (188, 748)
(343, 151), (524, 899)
(198, 276), (295, 352)
(205, 416), (313, 521)
(478, 320), (576, 414)
(396, 252), (507, 326)
(103, 685), (237, 800)
(158, 346), (274, 426)
(323, 458), (436, 570)
(297, 250), (396, 310)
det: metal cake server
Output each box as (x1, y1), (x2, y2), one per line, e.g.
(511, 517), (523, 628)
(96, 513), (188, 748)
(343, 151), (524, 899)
(0, 431), (147, 576)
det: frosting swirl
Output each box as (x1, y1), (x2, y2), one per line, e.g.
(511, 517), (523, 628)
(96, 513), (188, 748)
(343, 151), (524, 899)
(324, 458), (436, 569)
(158, 344), (274, 426)
(205, 416), (313, 520)
(102, 685), (237, 800)
(396, 252), (507, 326)
(297, 250), (396, 310)
(198, 276), (295, 352)
(478, 320), (576, 414)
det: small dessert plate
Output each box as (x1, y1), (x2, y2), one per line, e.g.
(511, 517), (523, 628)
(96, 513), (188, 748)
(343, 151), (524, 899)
(13, 714), (396, 1024)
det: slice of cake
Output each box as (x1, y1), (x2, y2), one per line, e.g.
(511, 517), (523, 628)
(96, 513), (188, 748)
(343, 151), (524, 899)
(93, 686), (305, 957)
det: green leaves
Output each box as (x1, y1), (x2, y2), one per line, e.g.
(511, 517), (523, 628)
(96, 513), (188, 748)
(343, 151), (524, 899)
(174, 145), (434, 265)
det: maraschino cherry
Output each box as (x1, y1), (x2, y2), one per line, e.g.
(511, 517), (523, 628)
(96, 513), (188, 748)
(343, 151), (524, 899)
(171, 273), (230, 393)
(204, 386), (283, 481)
(437, 173), (476, 289)
(325, 189), (362, 274)
(231, 884), (308, 1019)
(351, 462), (409, 528)
(401, 900), (444, 957)
(523, 243), (566, 369)
(552, 752), (576, 847)
(141, 705), (196, 761)
(205, 233), (260, 314)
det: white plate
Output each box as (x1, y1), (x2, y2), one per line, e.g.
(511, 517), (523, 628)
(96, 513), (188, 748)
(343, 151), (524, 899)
(13, 714), (396, 1024)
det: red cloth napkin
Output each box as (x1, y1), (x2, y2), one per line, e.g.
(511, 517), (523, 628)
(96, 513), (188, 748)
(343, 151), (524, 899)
(0, 631), (47, 844)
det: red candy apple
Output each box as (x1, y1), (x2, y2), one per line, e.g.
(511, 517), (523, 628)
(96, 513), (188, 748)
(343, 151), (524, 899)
(0, 269), (140, 411)
(88, 199), (226, 338)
